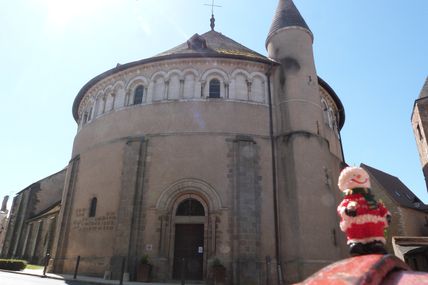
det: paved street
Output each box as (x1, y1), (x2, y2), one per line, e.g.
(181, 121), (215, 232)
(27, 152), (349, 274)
(0, 271), (90, 285)
(0, 270), (204, 285)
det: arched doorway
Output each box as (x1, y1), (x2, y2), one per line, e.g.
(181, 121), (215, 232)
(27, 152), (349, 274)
(172, 198), (206, 280)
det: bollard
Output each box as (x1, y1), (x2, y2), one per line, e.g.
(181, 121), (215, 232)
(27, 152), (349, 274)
(266, 256), (271, 285)
(119, 257), (126, 285)
(181, 257), (186, 285)
(73, 256), (81, 279)
(42, 252), (50, 277)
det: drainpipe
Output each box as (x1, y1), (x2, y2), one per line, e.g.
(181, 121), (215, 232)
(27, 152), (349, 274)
(338, 129), (346, 165)
(266, 65), (284, 285)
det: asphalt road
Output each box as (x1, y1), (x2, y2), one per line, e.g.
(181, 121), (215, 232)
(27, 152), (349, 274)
(0, 271), (90, 285)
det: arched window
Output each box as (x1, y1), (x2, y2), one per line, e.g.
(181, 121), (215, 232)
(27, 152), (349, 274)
(176, 199), (205, 216)
(133, 85), (144, 105)
(209, 79), (220, 98)
(89, 197), (97, 217)
(82, 112), (89, 124)
(321, 99), (329, 125)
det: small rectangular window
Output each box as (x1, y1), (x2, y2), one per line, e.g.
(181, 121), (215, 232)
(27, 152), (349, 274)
(89, 197), (97, 217)
(417, 124), (423, 140)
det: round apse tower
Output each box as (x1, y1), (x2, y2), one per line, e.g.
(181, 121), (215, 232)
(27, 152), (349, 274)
(53, 29), (278, 283)
(52, 3), (347, 282)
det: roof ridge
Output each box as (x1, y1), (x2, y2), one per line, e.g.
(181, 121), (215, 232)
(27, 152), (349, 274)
(156, 30), (270, 61)
(200, 30), (268, 58)
(361, 163), (428, 211)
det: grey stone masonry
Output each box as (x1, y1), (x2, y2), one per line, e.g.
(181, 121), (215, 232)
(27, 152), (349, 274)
(110, 137), (147, 280)
(1, 194), (23, 257)
(418, 77), (428, 98)
(52, 156), (80, 272)
(230, 135), (262, 285)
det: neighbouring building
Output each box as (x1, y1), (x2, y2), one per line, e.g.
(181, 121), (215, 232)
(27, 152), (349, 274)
(412, 77), (428, 190)
(50, 0), (347, 283)
(361, 164), (428, 251)
(1, 170), (65, 264)
(0, 196), (9, 255)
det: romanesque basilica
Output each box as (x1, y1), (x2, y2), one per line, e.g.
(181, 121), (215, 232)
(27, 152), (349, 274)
(2, 1), (428, 284)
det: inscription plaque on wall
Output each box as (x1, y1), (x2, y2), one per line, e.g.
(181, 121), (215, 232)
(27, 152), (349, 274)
(72, 209), (117, 232)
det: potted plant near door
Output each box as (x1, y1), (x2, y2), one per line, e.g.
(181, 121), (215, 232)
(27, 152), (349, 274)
(136, 255), (152, 282)
(211, 258), (226, 285)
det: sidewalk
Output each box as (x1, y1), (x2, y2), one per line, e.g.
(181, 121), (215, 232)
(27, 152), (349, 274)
(0, 268), (204, 285)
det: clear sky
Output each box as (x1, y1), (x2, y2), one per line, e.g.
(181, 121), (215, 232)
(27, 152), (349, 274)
(1, 0), (427, 210)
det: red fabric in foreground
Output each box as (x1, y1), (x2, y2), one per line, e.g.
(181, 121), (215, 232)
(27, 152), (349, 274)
(294, 254), (426, 285)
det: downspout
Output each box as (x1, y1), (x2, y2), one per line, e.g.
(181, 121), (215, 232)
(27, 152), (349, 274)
(266, 65), (284, 285)
(338, 129), (346, 164)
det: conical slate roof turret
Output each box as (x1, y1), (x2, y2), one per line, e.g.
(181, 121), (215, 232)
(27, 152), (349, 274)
(419, 77), (428, 99)
(267, 0), (312, 43)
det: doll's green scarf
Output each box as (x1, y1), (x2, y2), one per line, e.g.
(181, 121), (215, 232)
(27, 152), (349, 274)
(349, 188), (378, 210)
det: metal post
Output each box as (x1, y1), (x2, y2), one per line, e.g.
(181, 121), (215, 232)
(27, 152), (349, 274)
(73, 256), (81, 279)
(119, 257), (126, 285)
(181, 257), (186, 285)
(266, 256), (271, 285)
(42, 252), (50, 277)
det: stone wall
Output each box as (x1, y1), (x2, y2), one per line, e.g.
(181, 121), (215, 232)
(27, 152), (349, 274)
(1, 169), (65, 264)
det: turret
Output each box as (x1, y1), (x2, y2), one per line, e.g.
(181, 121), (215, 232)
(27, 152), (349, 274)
(266, 0), (324, 136)
(266, 1), (348, 282)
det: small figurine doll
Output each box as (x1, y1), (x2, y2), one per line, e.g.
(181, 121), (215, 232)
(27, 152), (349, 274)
(337, 166), (391, 256)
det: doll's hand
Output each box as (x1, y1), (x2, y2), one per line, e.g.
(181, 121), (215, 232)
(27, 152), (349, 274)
(345, 208), (357, 217)
(345, 201), (357, 217)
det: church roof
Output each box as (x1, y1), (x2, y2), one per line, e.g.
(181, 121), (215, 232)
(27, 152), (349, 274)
(267, 0), (312, 44)
(418, 77), (428, 99)
(361, 164), (428, 212)
(156, 30), (271, 63)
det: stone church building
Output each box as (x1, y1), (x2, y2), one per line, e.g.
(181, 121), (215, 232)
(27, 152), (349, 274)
(51, 1), (348, 283)
(4, 0), (426, 284)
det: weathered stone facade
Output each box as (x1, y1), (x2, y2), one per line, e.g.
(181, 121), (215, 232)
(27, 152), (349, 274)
(362, 164), (428, 253)
(0, 196), (9, 254)
(3, 1), (351, 284)
(1, 169), (65, 264)
(48, 1), (348, 282)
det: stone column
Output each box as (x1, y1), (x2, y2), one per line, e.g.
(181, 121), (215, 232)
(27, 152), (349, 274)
(51, 156), (80, 272)
(164, 80), (169, 100)
(1, 196), (8, 212)
(179, 79), (185, 99)
(246, 80), (252, 101)
(230, 135), (262, 285)
(200, 80), (206, 98)
(110, 137), (147, 280)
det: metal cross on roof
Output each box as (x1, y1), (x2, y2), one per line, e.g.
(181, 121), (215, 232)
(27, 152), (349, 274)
(204, 0), (222, 30)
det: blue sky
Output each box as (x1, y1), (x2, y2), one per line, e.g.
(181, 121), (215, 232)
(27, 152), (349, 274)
(0, 0), (427, 209)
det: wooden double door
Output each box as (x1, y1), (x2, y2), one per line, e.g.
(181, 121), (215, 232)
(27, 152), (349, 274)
(172, 224), (204, 280)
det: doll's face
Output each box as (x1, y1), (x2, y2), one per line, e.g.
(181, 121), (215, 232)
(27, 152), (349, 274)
(338, 167), (371, 190)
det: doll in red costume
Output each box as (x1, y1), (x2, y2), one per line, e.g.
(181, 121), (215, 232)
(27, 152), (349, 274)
(337, 166), (391, 256)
